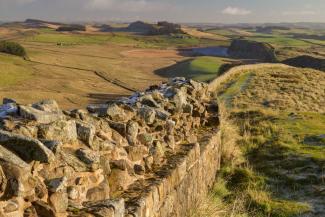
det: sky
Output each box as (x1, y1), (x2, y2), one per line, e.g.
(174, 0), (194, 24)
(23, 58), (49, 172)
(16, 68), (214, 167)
(0, 0), (324, 23)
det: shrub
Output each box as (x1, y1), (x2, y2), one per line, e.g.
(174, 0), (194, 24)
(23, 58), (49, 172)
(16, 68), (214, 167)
(0, 41), (27, 57)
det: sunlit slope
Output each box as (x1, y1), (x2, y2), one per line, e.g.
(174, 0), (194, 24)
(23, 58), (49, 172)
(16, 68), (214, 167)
(214, 66), (325, 217)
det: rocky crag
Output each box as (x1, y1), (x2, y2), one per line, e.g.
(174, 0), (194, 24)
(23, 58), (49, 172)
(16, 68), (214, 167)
(0, 78), (220, 217)
(228, 39), (278, 62)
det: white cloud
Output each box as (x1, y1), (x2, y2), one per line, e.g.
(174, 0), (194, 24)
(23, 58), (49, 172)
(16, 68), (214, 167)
(0, 0), (36, 4)
(222, 6), (251, 16)
(282, 10), (316, 16)
(86, 0), (167, 12)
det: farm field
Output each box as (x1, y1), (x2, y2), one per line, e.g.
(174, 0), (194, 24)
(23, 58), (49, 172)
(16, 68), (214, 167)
(0, 25), (230, 108)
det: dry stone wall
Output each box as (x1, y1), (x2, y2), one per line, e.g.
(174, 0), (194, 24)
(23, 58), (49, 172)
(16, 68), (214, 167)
(0, 78), (221, 217)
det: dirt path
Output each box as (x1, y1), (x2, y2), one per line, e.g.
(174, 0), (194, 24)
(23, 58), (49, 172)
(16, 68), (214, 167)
(208, 63), (293, 91)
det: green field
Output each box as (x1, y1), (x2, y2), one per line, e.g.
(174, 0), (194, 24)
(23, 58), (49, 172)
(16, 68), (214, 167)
(156, 56), (229, 81)
(245, 35), (312, 47)
(23, 30), (228, 48)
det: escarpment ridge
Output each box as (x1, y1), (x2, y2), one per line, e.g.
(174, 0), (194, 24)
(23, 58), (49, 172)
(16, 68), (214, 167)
(0, 78), (220, 217)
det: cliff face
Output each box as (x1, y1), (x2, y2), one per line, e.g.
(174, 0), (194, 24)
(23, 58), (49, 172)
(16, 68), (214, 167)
(283, 55), (325, 71)
(228, 39), (278, 62)
(0, 78), (220, 217)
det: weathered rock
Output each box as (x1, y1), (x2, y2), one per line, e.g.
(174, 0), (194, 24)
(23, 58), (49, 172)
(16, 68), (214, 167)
(14, 125), (38, 138)
(49, 191), (68, 213)
(138, 106), (156, 124)
(0, 130), (54, 163)
(86, 181), (110, 202)
(32, 200), (56, 217)
(76, 121), (96, 147)
(0, 103), (18, 118)
(134, 164), (145, 175)
(173, 88), (188, 111)
(3, 98), (16, 105)
(106, 104), (127, 122)
(109, 169), (134, 193)
(126, 121), (139, 145)
(76, 149), (100, 165)
(32, 100), (61, 113)
(82, 199), (125, 217)
(155, 109), (170, 121)
(46, 177), (67, 193)
(38, 120), (77, 144)
(125, 145), (148, 162)
(19, 104), (64, 124)
(40, 140), (62, 153)
(0, 78), (219, 217)
(108, 121), (126, 137)
(137, 133), (154, 146)
(140, 95), (160, 108)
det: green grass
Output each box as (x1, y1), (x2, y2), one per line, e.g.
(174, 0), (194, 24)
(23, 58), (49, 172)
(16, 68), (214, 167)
(213, 67), (325, 216)
(218, 72), (252, 105)
(25, 32), (134, 45)
(23, 30), (229, 48)
(156, 56), (229, 82)
(0, 53), (33, 87)
(245, 35), (312, 47)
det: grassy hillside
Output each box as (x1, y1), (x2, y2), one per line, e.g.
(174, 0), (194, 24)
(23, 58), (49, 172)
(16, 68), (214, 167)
(0, 53), (33, 87)
(197, 66), (325, 217)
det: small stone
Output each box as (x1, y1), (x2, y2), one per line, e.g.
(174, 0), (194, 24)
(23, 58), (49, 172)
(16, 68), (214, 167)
(144, 156), (154, 171)
(106, 104), (126, 122)
(134, 164), (145, 175)
(0, 130), (54, 163)
(38, 120), (77, 144)
(76, 149), (99, 165)
(126, 121), (139, 145)
(140, 95), (160, 108)
(86, 182), (110, 202)
(183, 103), (193, 114)
(139, 106), (156, 124)
(49, 191), (68, 213)
(46, 177), (67, 193)
(3, 98), (16, 104)
(20, 102), (64, 124)
(3, 200), (19, 213)
(40, 140), (62, 153)
(76, 121), (96, 147)
(137, 133), (153, 146)
(32, 200), (56, 217)
(125, 145), (148, 162)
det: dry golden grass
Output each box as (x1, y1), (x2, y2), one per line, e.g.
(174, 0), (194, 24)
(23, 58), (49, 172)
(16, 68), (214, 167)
(0, 39), (186, 109)
(231, 67), (325, 112)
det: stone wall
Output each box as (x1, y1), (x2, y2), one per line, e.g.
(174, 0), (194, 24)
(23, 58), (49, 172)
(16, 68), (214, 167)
(124, 132), (221, 217)
(0, 78), (221, 217)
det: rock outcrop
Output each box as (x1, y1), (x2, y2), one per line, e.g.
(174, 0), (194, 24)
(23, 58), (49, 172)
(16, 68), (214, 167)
(0, 78), (220, 217)
(228, 39), (278, 62)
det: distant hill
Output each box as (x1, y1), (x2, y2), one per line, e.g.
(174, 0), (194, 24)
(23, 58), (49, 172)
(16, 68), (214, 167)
(127, 21), (184, 35)
(25, 19), (62, 26)
(228, 39), (277, 62)
(283, 55), (325, 71)
(127, 21), (156, 34)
